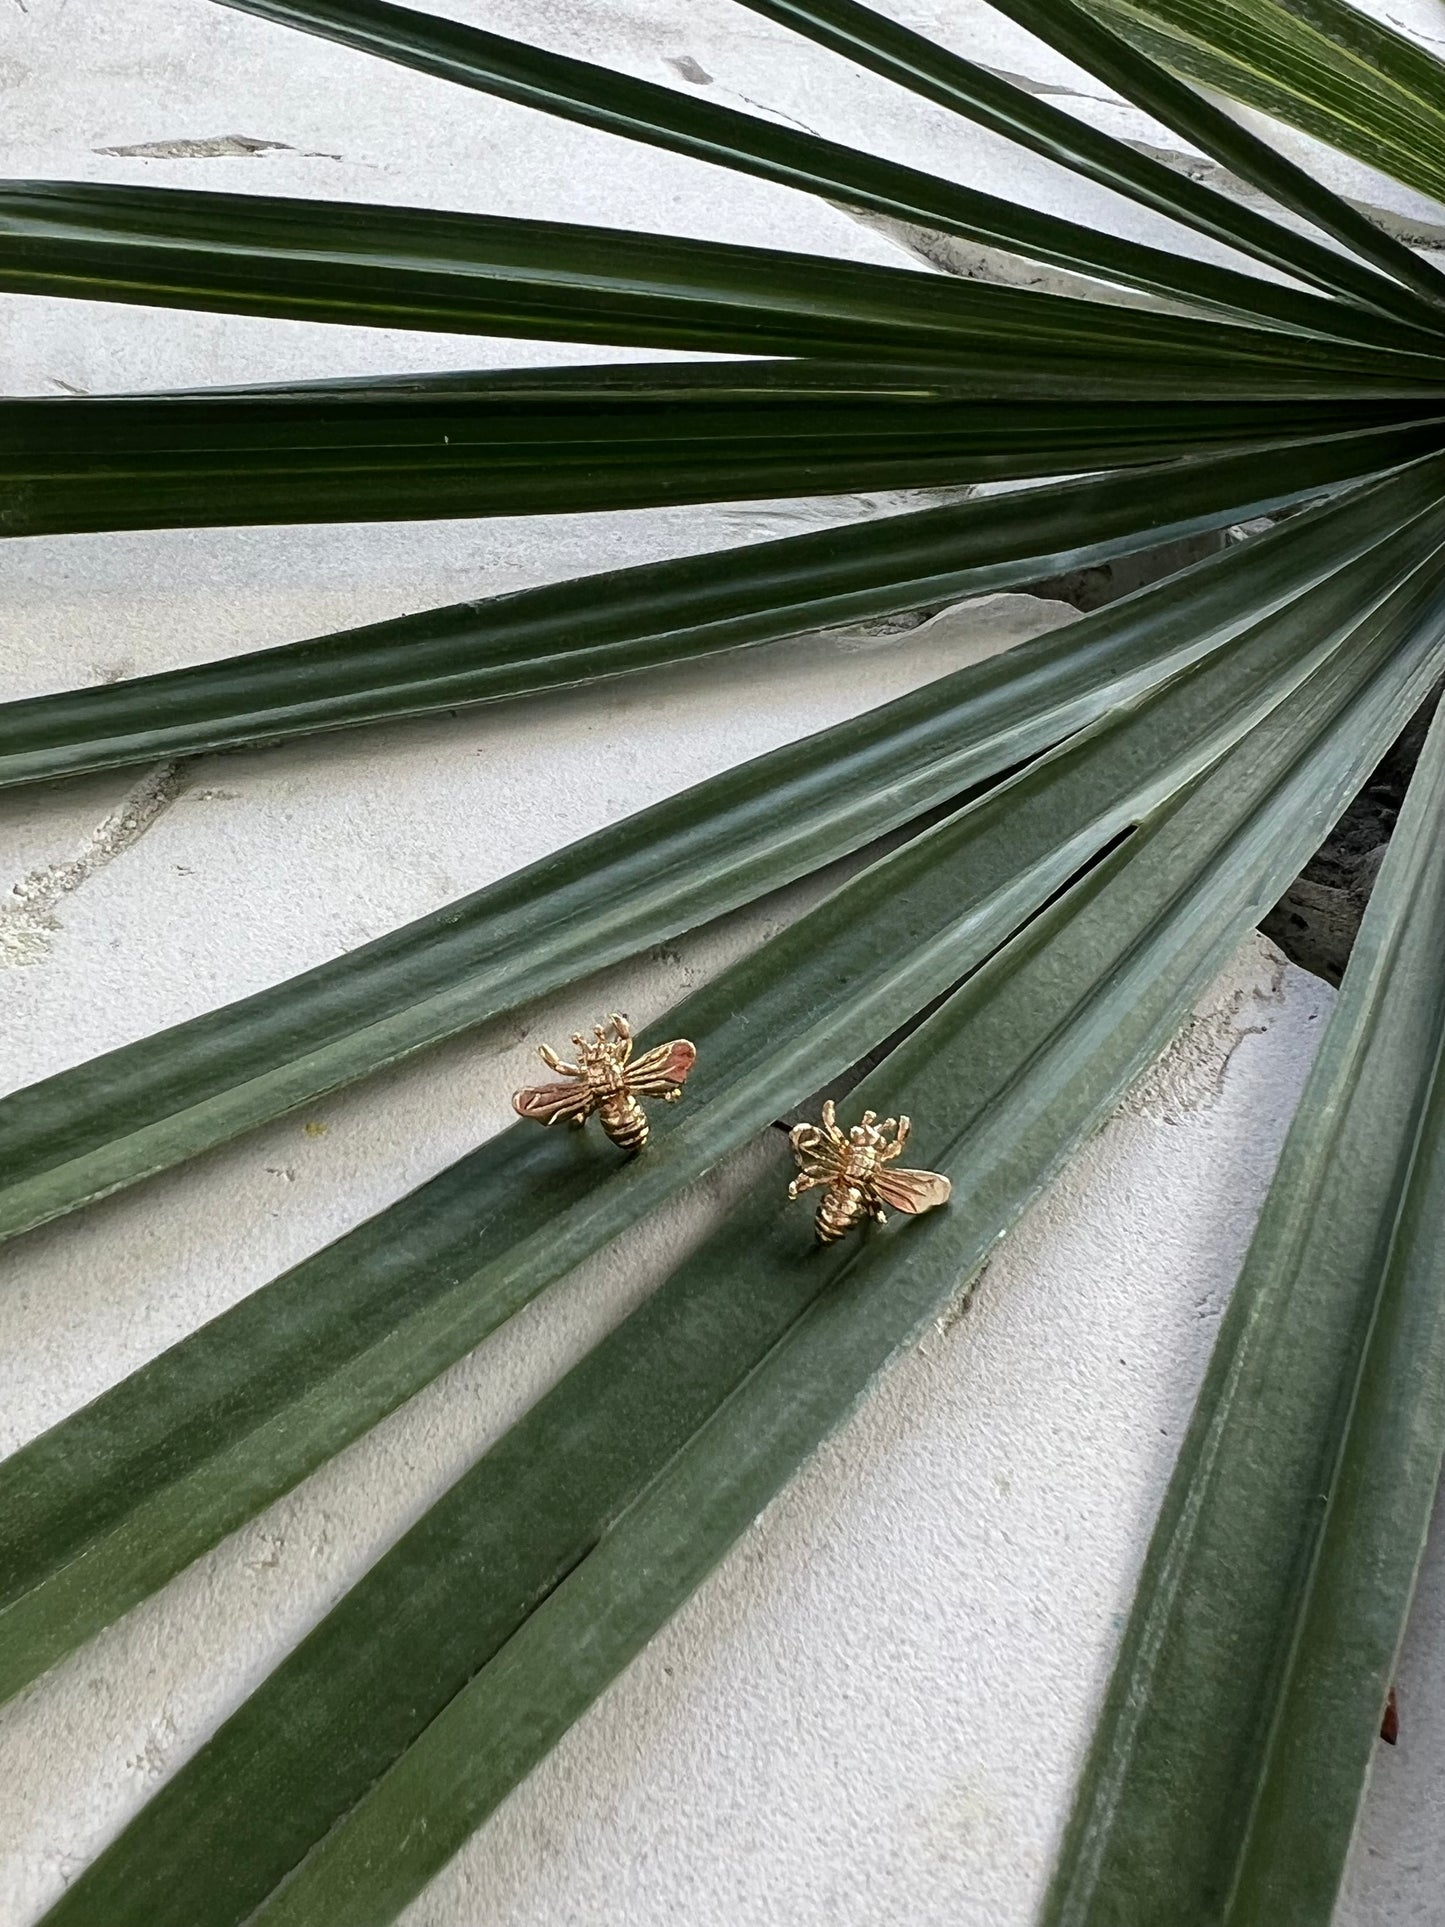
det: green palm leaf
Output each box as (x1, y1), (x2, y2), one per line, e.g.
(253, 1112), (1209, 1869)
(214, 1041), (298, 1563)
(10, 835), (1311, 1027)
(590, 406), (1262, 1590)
(735, 0), (1445, 322)
(18, 369), (1437, 539)
(9, 450), (1440, 1247)
(3, 432), (1439, 786)
(11, 177), (1440, 360)
(987, 0), (1445, 313)
(7, 0), (1445, 1919)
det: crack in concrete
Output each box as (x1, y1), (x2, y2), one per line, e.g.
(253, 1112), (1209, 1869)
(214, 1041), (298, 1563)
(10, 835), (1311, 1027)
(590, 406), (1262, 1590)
(97, 133), (291, 158)
(726, 86), (823, 137)
(977, 62), (1112, 103)
(665, 54), (713, 87)
(0, 762), (187, 967)
(1121, 954), (1289, 1125)
(1125, 135), (1445, 250)
(839, 202), (1180, 312)
(95, 133), (344, 161)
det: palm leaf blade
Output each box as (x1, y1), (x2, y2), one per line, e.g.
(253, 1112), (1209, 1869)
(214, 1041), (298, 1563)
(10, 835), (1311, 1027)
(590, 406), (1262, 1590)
(734, 0), (1445, 327)
(13, 177), (1441, 362)
(987, 0), (1445, 320)
(1044, 690), (1445, 1927)
(6, 433), (1442, 788)
(11, 369), (1443, 539)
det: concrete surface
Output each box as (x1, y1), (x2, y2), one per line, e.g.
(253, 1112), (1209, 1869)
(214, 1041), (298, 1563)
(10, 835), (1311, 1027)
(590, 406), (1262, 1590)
(4, 1), (1445, 1923)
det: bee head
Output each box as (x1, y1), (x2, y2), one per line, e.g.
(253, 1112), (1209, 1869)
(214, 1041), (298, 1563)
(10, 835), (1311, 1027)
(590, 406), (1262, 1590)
(572, 1021), (623, 1069)
(571, 1029), (602, 1065)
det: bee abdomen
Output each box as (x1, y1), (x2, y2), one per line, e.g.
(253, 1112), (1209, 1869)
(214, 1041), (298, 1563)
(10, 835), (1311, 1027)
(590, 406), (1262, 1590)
(599, 1094), (649, 1152)
(817, 1185), (865, 1244)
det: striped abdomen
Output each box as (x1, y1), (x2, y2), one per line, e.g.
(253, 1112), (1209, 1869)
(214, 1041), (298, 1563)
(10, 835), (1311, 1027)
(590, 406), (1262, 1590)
(816, 1183), (867, 1244)
(598, 1092), (650, 1152)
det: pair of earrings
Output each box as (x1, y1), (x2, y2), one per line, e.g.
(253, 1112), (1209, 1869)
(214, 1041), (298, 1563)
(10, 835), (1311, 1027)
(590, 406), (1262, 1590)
(512, 1013), (951, 1245)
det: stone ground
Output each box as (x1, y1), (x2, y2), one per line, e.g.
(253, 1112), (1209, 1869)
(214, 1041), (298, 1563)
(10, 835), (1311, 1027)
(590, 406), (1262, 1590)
(4, 2), (1445, 1923)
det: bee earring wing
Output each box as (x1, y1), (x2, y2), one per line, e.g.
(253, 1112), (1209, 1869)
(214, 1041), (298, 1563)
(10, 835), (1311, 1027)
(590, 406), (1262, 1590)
(871, 1166), (952, 1215)
(512, 1081), (598, 1127)
(623, 1038), (697, 1097)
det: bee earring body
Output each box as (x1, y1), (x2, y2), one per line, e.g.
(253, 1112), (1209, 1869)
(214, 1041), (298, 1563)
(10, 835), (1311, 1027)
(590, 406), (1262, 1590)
(787, 1101), (950, 1243)
(513, 1014), (696, 1150)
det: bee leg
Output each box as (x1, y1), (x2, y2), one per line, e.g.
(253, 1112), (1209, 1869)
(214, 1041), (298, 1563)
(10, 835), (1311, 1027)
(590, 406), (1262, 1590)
(788, 1172), (824, 1200)
(892, 1114), (912, 1155)
(871, 1202), (889, 1224)
(539, 1045), (581, 1077)
(663, 1087), (682, 1102)
(820, 1101), (847, 1149)
(609, 1013), (634, 1063)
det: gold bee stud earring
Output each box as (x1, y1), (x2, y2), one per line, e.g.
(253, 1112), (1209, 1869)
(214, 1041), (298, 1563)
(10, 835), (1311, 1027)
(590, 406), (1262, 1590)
(512, 1012), (696, 1152)
(787, 1100), (951, 1243)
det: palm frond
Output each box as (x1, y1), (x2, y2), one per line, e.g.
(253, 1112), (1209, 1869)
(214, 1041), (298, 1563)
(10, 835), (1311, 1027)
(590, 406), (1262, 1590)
(8, 475), (1443, 1703)
(210, 0), (1444, 325)
(6, 1), (1445, 1920)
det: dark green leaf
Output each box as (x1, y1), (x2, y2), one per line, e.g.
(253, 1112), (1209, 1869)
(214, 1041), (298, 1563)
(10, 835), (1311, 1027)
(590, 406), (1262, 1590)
(9, 364), (1440, 537)
(9, 177), (1442, 365)
(6, 429), (1443, 787)
(985, 0), (1445, 323)
(733, 0), (1445, 348)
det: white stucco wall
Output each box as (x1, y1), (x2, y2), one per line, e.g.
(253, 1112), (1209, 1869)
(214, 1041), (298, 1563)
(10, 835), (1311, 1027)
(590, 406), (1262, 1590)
(4, 2), (1445, 1922)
